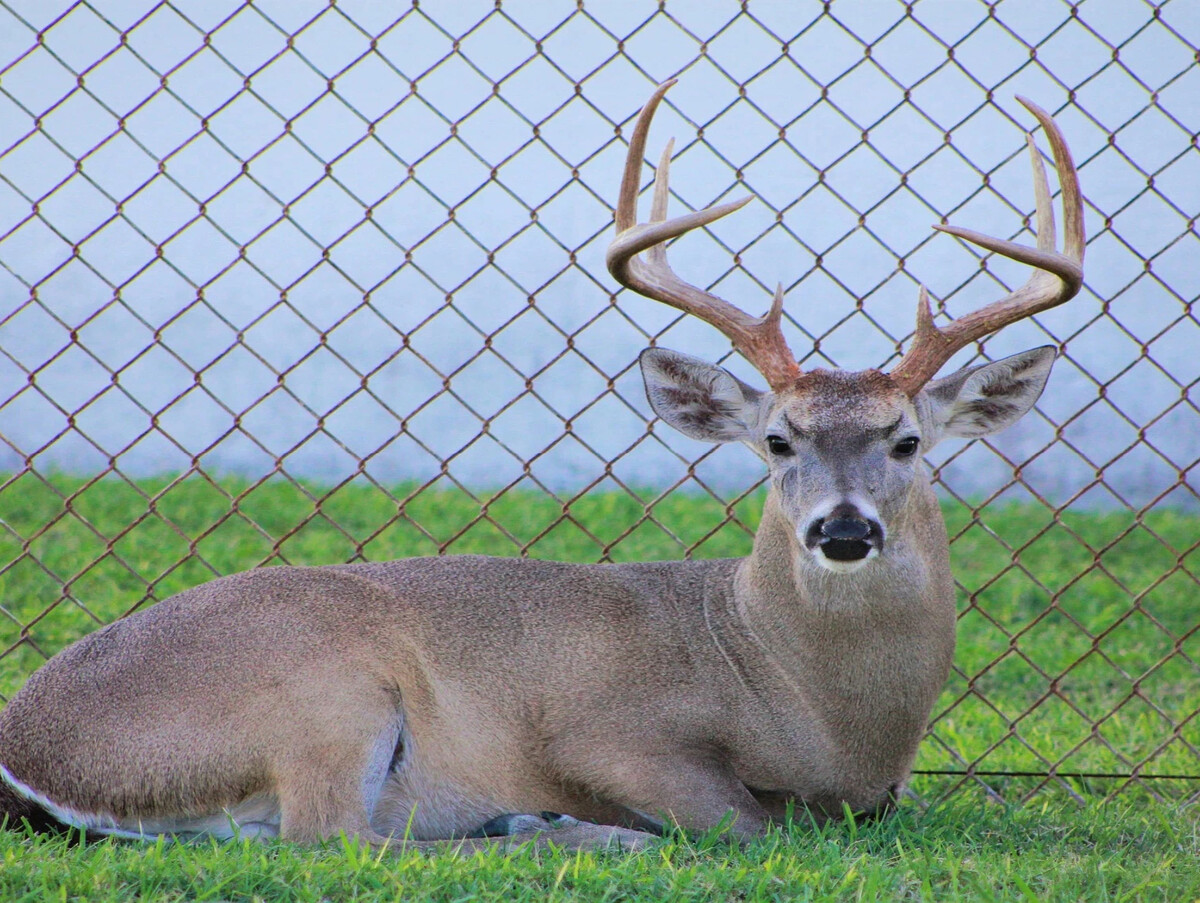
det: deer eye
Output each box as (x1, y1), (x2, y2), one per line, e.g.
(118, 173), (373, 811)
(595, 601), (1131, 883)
(892, 436), (919, 458)
(766, 435), (792, 456)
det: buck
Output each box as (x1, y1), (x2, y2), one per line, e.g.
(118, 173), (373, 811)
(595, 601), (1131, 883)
(0, 81), (1083, 852)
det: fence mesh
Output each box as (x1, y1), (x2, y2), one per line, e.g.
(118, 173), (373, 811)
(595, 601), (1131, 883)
(0, 1), (1197, 807)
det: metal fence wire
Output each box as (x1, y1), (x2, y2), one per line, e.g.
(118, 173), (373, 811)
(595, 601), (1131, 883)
(0, 1), (1198, 806)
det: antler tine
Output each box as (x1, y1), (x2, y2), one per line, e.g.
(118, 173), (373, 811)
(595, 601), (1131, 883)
(607, 80), (801, 391)
(889, 97), (1085, 397)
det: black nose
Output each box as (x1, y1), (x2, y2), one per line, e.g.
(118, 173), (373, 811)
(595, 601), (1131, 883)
(804, 512), (884, 563)
(821, 517), (872, 541)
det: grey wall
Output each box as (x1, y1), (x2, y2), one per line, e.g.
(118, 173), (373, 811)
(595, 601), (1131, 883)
(1, 0), (1197, 508)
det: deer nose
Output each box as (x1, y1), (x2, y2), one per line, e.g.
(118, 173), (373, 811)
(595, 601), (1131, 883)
(803, 504), (885, 564)
(820, 518), (872, 541)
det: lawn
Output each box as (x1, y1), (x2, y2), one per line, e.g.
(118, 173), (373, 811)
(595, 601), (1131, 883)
(0, 472), (1197, 901)
(0, 801), (1196, 902)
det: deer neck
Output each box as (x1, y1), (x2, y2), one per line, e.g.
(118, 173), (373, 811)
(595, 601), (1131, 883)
(729, 485), (955, 696)
(711, 485), (955, 788)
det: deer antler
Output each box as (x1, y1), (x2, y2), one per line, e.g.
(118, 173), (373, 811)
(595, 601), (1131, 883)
(889, 97), (1085, 396)
(606, 80), (801, 392)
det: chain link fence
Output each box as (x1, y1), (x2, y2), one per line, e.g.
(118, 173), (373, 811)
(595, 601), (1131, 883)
(0, 1), (1197, 806)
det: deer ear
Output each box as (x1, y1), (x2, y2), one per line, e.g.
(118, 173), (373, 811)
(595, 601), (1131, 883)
(921, 346), (1056, 443)
(640, 348), (764, 443)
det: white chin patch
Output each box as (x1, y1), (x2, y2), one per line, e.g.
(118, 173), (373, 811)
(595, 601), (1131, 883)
(809, 547), (877, 574)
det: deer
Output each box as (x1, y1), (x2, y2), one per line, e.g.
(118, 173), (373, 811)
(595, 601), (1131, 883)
(0, 80), (1083, 853)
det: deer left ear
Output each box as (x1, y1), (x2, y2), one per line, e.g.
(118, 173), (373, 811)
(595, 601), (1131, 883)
(920, 346), (1056, 444)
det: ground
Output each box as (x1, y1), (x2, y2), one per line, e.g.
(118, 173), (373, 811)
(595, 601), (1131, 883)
(1, 474), (1197, 901)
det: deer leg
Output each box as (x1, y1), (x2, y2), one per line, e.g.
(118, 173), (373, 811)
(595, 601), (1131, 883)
(750, 782), (904, 828)
(749, 788), (837, 827)
(459, 812), (654, 851)
(356, 815), (655, 854)
(272, 693), (407, 846)
(274, 727), (655, 853)
(275, 751), (391, 846)
(466, 810), (581, 837)
(602, 753), (771, 843)
(275, 776), (655, 854)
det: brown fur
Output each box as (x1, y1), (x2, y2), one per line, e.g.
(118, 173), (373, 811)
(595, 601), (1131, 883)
(0, 348), (1054, 852)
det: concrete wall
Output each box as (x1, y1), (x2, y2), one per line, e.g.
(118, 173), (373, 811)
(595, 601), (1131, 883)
(1, 1), (1196, 508)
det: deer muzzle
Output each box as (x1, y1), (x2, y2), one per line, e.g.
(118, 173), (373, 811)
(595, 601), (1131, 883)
(803, 503), (885, 565)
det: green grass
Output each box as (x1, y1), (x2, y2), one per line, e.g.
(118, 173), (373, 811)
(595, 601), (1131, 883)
(1, 472), (1198, 901)
(0, 801), (1196, 902)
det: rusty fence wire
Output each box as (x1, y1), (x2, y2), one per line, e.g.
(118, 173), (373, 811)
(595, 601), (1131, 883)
(0, 0), (1197, 806)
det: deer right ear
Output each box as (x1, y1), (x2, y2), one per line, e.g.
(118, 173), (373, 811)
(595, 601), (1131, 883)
(640, 348), (765, 443)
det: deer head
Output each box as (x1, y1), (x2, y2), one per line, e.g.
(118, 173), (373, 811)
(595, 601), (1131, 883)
(608, 81), (1084, 574)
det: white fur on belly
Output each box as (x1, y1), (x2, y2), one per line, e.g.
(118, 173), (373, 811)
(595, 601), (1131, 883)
(0, 764), (281, 841)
